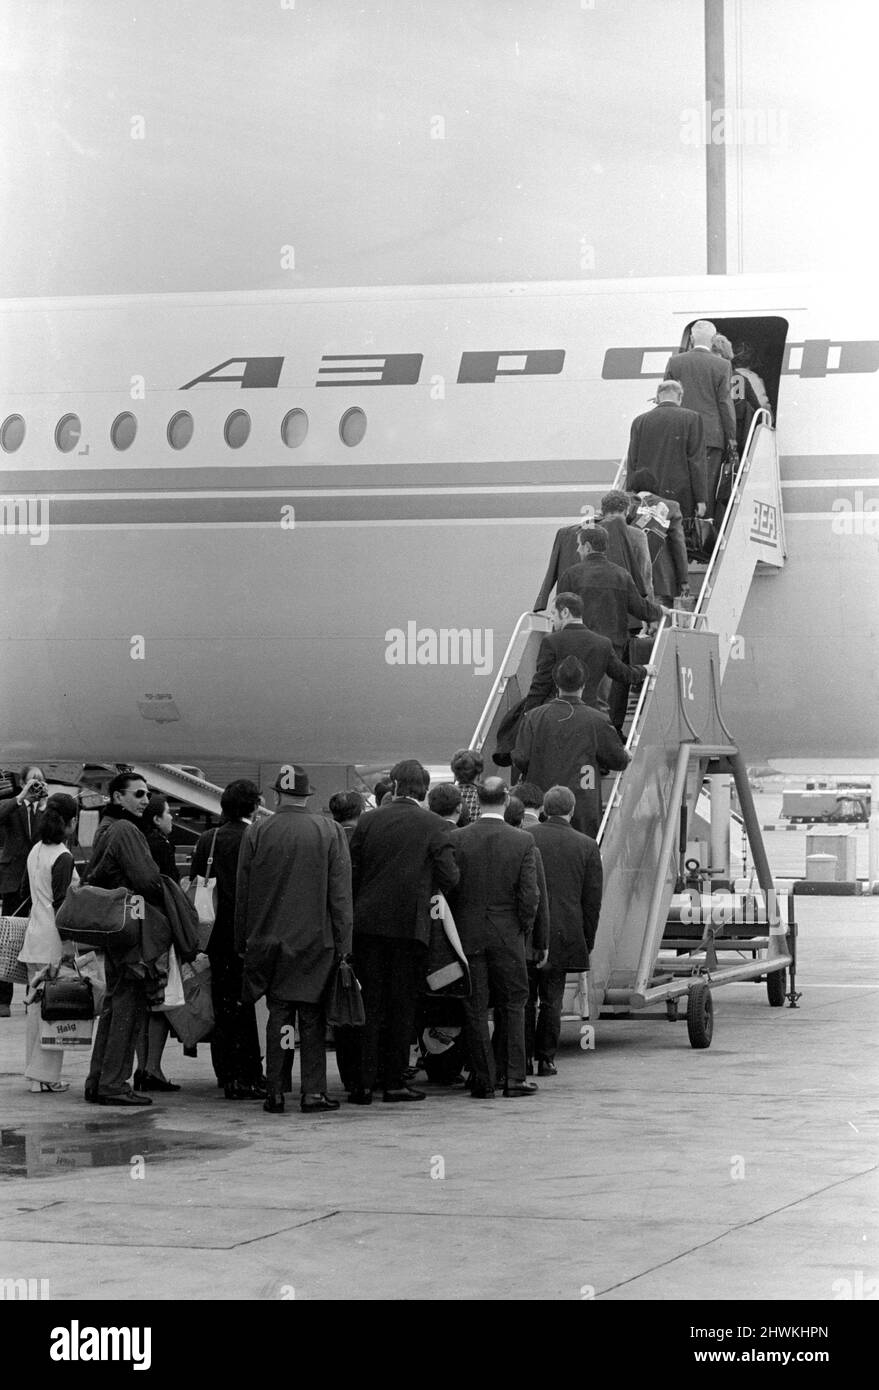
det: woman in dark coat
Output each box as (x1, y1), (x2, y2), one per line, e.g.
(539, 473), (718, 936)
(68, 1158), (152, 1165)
(134, 795), (182, 1092)
(191, 780), (265, 1099)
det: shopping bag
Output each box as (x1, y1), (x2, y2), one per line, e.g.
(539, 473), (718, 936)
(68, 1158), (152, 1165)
(39, 1017), (95, 1049)
(0, 915), (28, 984)
(325, 959), (366, 1028)
(152, 945), (185, 1011)
(185, 828), (218, 944)
(164, 960), (214, 1046)
(74, 950), (107, 1015)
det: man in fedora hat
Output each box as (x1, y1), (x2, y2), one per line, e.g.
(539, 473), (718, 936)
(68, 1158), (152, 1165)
(235, 763), (353, 1115)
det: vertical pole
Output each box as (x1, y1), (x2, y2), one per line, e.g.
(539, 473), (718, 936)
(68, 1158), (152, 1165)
(633, 743), (693, 999)
(705, 0), (727, 274)
(708, 772), (731, 888)
(868, 773), (879, 891)
(730, 751), (780, 924)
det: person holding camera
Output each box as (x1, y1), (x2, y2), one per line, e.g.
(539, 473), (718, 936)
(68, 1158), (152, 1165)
(0, 764), (49, 1017)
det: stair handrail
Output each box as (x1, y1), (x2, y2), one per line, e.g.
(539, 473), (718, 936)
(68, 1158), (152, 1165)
(470, 609), (552, 753)
(695, 407), (773, 614)
(595, 613), (668, 844)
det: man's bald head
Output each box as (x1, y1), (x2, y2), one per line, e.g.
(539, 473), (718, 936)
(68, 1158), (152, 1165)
(477, 776), (509, 807)
(690, 320), (716, 347)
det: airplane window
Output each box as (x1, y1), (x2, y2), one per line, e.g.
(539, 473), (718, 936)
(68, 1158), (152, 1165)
(224, 409), (251, 448)
(111, 411), (137, 451)
(167, 410), (194, 450)
(340, 407), (366, 447)
(281, 408), (308, 447)
(55, 413), (82, 453)
(0, 414), (25, 452)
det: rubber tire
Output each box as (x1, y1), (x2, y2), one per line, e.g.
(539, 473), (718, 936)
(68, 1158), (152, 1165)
(686, 983), (713, 1048)
(767, 967), (787, 1007)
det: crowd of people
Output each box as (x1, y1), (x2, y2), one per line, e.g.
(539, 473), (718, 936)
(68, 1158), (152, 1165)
(0, 323), (773, 1111)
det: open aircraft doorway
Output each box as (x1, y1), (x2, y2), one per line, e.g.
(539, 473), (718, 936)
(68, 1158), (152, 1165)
(679, 316), (788, 420)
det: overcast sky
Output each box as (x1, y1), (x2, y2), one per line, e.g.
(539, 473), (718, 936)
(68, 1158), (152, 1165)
(0, 0), (874, 296)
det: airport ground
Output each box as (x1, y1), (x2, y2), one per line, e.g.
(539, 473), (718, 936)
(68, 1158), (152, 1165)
(0, 796), (876, 1302)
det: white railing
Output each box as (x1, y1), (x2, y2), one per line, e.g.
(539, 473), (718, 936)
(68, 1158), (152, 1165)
(469, 610), (552, 753)
(695, 408), (773, 614)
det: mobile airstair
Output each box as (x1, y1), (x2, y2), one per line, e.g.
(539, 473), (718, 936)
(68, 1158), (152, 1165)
(471, 409), (799, 1048)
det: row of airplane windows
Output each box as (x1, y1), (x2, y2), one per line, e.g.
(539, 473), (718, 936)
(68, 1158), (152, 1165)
(0, 407), (368, 454)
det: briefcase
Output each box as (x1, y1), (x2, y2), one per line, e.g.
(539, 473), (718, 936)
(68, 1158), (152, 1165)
(325, 960), (366, 1028)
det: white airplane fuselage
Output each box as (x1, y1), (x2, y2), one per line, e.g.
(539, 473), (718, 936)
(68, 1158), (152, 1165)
(0, 273), (876, 781)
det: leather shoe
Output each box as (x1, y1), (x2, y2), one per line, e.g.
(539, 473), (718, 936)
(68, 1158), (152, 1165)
(503, 1081), (539, 1097)
(348, 1088), (373, 1105)
(382, 1086), (425, 1103)
(97, 1092), (152, 1107)
(537, 1060), (557, 1077)
(84, 1079), (99, 1104)
(300, 1093), (341, 1113)
(469, 1085), (496, 1099)
(263, 1092), (285, 1114)
(139, 1072), (181, 1092)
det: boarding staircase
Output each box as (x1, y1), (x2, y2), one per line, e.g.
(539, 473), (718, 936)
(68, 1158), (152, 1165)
(471, 410), (797, 1044)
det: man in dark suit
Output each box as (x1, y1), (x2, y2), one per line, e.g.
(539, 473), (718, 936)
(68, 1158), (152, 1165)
(523, 591), (649, 714)
(625, 379), (708, 519)
(533, 505), (596, 612)
(558, 527), (667, 731)
(349, 758), (459, 1104)
(664, 320), (737, 517)
(526, 785), (603, 1075)
(0, 764), (48, 1016)
(513, 656), (630, 837)
(598, 490), (652, 598)
(449, 778), (543, 1098)
(627, 470), (690, 607)
(236, 763), (352, 1115)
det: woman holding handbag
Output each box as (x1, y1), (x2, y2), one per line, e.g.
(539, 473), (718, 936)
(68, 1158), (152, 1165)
(18, 793), (79, 1093)
(133, 795), (182, 1093)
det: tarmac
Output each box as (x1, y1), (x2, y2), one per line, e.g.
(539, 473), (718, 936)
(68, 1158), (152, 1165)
(1, 880), (876, 1303)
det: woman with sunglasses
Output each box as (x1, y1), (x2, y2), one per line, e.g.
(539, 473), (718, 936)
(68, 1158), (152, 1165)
(83, 772), (164, 1107)
(133, 794), (182, 1093)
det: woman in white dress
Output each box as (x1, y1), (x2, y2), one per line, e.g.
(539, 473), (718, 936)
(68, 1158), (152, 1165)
(19, 793), (79, 1093)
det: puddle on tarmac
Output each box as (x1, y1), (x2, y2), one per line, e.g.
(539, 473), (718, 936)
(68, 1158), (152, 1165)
(0, 1115), (249, 1179)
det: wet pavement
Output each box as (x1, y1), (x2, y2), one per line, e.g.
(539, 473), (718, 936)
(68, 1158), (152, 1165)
(0, 892), (877, 1300)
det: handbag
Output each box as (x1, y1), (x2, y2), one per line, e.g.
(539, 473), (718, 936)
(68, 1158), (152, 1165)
(325, 958), (366, 1028)
(683, 516), (715, 564)
(0, 915), (28, 984)
(55, 883), (142, 951)
(185, 829), (218, 938)
(40, 972), (94, 1021)
(164, 959), (214, 1046)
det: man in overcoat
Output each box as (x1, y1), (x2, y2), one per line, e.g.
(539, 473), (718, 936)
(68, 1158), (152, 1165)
(526, 785), (603, 1074)
(663, 320), (737, 514)
(235, 763), (353, 1115)
(625, 378), (708, 519)
(448, 778), (543, 1098)
(348, 759), (459, 1104)
(513, 656), (630, 836)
